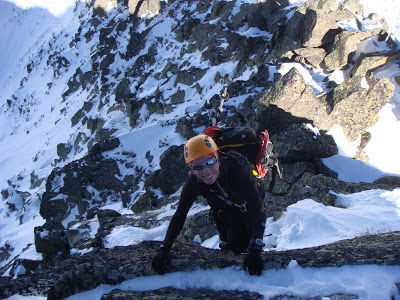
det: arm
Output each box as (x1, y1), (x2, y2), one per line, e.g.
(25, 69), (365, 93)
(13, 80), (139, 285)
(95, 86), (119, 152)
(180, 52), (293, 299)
(163, 174), (197, 247)
(152, 174), (197, 274)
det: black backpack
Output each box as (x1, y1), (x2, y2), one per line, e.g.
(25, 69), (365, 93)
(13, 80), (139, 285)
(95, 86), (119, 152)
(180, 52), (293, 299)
(204, 125), (280, 180)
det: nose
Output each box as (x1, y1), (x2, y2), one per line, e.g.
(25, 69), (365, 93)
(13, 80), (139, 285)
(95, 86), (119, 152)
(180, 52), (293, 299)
(200, 164), (213, 174)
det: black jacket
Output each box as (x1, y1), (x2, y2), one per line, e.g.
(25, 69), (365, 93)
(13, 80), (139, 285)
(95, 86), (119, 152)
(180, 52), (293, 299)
(163, 151), (267, 247)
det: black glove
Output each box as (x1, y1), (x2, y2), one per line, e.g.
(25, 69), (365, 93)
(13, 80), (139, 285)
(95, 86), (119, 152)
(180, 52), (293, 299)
(243, 249), (263, 275)
(151, 243), (171, 274)
(243, 239), (264, 276)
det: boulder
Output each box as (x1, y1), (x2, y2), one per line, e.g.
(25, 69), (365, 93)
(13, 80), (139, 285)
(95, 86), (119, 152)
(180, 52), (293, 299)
(270, 123), (338, 163)
(93, 0), (117, 15)
(34, 221), (69, 259)
(349, 50), (400, 78)
(256, 67), (330, 134)
(293, 47), (326, 68)
(302, 8), (340, 48)
(145, 145), (189, 195)
(324, 29), (382, 71)
(128, 0), (161, 17)
(321, 74), (395, 140)
(177, 210), (218, 244)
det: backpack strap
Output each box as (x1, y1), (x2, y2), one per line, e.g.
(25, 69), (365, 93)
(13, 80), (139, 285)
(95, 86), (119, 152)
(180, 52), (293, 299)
(215, 180), (248, 213)
(255, 130), (270, 177)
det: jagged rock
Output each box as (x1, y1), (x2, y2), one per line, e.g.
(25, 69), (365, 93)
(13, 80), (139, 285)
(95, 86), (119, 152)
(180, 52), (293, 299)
(259, 66), (394, 142)
(324, 29), (382, 71)
(321, 74), (395, 141)
(293, 47), (326, 68)
(177, 210), (218, 244)
(145, 145), (189, 195)
(175, 17), (202, 42)
(128, 0), (162, 17)
(34, 220), (69, 259)
(373, 175), (400, 187)
(93, 0), (117, 15)
(87, 117), (106, 134)
(101, 288), (264, 299)
(228, 1), (281, 31)
(268, 10), (306, 60)
(175, 67), (207, 86)
(97, 209), (121, 226)
(256, 68), (330, 135)
(266, 172), (398, 216)
(115, 78), (132, 103)
(353, 150), (369, 162)
(302, 8), (340, 48)
(270, 123), (338, 163)
(66, 220), (98, 250)
(40, 138), (127, 223)
(2, 233), (400, 299)
(349, 49), (400, 78)
(71, 108), (85, 127)
(175, 117), (196, 139)
(170, 89), (185, 104)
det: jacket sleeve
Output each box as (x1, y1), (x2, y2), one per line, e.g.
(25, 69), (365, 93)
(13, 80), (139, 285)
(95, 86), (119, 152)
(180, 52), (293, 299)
(231, 161), (266, 242)
(163, 174), (197, 247)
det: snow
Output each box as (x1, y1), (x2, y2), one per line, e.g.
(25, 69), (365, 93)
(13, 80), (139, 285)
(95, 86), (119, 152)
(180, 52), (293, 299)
(1, 0), (400, 299)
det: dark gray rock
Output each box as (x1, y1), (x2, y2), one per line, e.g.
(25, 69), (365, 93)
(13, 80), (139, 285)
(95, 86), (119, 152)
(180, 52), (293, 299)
(2, 232), (399, 299)
(101, 288), (264, 300)
(145, 145), (189, 195)
(270, 123), (338, 163)
(177, 210), (218, 245)
(34, 221), (69, 259)
(267, 172), (398, 217)
(57, 143), (72, 161)
(40, 138), (126, 223)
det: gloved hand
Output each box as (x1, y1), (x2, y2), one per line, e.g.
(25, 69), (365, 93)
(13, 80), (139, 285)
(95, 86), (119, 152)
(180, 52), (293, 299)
(151, 243), (171, 274)
(243, 249), (263, 276)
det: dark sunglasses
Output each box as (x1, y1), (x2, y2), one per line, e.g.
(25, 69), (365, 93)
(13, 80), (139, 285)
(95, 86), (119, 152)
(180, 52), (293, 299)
(191, 157), (218, 171)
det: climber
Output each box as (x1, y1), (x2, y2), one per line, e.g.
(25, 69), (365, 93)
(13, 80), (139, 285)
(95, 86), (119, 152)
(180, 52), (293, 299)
(152, 134), (267, 276)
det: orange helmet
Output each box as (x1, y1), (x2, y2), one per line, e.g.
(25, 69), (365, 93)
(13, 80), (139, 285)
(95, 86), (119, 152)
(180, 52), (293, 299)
(184, 134), (219, 164)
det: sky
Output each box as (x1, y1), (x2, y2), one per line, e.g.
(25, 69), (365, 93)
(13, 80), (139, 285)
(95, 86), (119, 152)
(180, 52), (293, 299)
(1, 0), (400, 299)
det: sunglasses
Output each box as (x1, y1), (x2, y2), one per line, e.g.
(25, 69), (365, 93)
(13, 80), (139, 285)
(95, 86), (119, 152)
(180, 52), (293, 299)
(191, 157), (218, 171)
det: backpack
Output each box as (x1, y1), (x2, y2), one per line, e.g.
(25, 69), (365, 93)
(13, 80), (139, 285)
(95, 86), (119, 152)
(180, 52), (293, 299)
(203, 125), (280, 180)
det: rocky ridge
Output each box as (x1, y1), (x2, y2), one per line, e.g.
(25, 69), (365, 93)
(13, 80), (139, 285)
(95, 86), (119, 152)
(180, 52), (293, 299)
(1, 232), (400, 299)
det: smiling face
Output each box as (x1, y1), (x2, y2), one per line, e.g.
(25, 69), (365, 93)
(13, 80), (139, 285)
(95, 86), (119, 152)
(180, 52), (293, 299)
(191, 154), (220, 185)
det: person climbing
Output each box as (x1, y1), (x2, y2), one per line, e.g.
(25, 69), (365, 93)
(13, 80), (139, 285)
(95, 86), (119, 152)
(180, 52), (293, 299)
(152, 134), (267, 276)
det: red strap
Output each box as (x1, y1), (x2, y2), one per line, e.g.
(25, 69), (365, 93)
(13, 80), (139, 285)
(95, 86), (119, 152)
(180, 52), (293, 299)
(204, 125), (221, 137)
(255, 130), (269, 178)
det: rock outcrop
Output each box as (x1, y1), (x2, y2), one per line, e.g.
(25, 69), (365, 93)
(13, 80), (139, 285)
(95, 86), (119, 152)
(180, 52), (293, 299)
(1, 232), (399, 299)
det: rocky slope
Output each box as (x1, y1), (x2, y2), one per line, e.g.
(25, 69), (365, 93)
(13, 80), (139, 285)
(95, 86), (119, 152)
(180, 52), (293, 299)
(1, 0), (400, 298)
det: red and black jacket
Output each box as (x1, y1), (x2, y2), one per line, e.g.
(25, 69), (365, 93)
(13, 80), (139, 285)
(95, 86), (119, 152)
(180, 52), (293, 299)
(163, 151), (267, 247)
